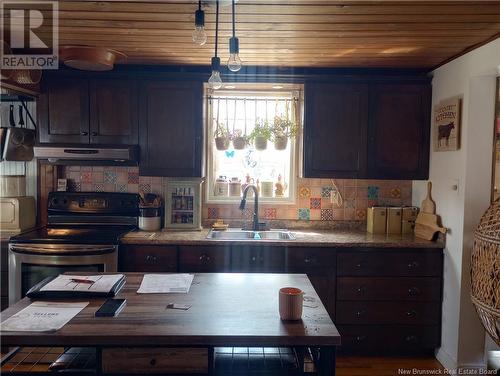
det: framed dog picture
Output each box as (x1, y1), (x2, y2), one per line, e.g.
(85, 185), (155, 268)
(433, 96), (461, 152)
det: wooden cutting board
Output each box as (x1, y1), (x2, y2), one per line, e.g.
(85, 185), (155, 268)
(415, 212), (447, 240)
(421, 181), (436, 214)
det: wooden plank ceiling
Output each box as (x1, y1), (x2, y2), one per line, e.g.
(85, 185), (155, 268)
(16, 1), (500, 69)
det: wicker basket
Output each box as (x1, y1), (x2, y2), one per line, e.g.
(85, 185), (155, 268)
(471, 198), (500, 345)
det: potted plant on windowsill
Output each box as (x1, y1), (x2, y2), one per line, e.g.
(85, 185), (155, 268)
(271, 115), (298, 150)
(250, 120), (272, 151)
(214, 123), (230, 151)
(231, 129), (248, 150)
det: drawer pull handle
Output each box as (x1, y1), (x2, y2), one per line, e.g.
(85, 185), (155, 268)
(251, 256), (257, 262)
(356, 262), (364, 268)
(80, 131), (88, 136)
(355, 335), (366, 342)
(91, 132), (98, 136)
(405, 335), (417, 342)
(408, 287), (420, 296)
(199, 254), (211, 263)
(356, 286), (367, 294)
(150, 358), (157, 366)
(145, 255), (158, 263)
(407, 261), (420, 269)
(355, 310), (365, 317)
(406, 310), (417, 317)
(304, 257), (316, 264)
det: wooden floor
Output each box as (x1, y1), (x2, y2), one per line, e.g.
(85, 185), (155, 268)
(337, 355), (444, 376)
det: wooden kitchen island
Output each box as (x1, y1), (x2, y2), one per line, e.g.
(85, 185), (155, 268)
(1, 273), (341, 375)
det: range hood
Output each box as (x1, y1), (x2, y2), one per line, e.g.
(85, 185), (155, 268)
(34, 145), (139, 165)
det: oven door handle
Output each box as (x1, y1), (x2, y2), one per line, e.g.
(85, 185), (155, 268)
(9, 245), (116, 255)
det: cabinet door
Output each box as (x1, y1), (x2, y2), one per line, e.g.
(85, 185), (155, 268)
(139, 80), (203, 177)
(368, 84), (431, 179)
(90, 79), (138, 145)
(231, 246), (285, 273)
(119, 245), (177, 272)
(304, 83), (368, 178)
(38, 77), (89, 144)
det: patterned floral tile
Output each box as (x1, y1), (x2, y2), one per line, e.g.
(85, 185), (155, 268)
(310, 198), (321, 209)
(81, 171), (92, 183)
(321, 208), (334, 221)
(128, 171), (139, 184)
(367, 186), (379, 199)
(92, 166), (104, 172)
(344, 186), (357, 199)
(345, 198), (356, 209)
(299, 186), (311, 198)
(103, 183), (115, 192)
(81, 166), (92, 172)
(93, 183), (104, 192)
(92, 171), (104, 183)
(321, 186), (334, 198)
(298, 208), (310, 221)
(68, 171), (80, 181)
(264, 208), (277, 220)
(68, 181), (81, 192)
(139, 183), (151, 193)
(139, 176), (152, 185)
(344, 208), (355, 220)
(116, 184), (127, 193)
(104, 170), (117, 184)
(208, 207), (219, 219)
(116, 172), (128, 184)
(355, 208), (367, 220)
(81, 183), (92, 192)
(310, 210), (321, 221)
(127, 184), (138, 193)
(368, 199), (378, 207)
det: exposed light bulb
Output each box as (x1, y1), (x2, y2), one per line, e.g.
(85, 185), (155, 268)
(227, 36), (242, 72)
(192, 25), (207, 46)
(227, 53), (242, 72)
(208, 70), (223, 90)
(193, 8), (206, 46)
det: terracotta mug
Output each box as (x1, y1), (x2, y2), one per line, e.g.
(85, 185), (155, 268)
(279, 287), (304, 320)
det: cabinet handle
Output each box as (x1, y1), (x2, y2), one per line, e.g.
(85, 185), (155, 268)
(251, 256), (257, 262)
(355, 335), (367, 342)
(405, 335), (418, 343)
(407, 261), (420, 269)
(406, 309), (417, 317)
(304, 257), (316, 264)
(199, 253), (211, 263)
(80, 131), (88, 136)
(355, 310), (366, 318)
(407, 287), (420, 296)
(150, 358), (157, 366)
(91, 132), (97, 136)
(356, 286), (367, 294)
(356, 262), (364, 268)
(145, 255), (158, 264)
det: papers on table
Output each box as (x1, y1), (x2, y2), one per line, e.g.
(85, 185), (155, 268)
(0, 301), (88, 332)
(137, 274), (194, 294)
(40, 274), (125, 294)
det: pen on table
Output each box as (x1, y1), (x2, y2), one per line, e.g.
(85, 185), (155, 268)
(70, 278), (95, 285)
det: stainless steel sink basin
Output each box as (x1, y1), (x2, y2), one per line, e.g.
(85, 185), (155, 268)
(206, 229), (296, 241)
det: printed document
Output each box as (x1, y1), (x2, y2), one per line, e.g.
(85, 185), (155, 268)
(40, 274), (124, 293)
(1, 301), (88, 332)
(137, 274), (194, 294)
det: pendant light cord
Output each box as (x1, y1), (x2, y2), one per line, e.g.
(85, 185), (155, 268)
(231, 0), (236, 37)
(214, 0), (219, 58)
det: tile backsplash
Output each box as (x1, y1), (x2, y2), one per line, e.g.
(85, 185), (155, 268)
(60, 166), (412, 222)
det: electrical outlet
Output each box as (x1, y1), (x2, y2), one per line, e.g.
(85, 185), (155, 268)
(450, 178), (460, 195)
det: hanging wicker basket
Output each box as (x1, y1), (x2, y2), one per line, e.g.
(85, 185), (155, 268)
(470, 198), (500, 346)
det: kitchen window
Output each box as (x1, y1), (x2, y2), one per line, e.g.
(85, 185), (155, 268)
(206, 84), (303, 203)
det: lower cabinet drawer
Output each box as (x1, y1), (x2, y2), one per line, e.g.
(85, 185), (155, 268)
(179, 246), (231, 272)
(102, 347), (208, 374)
(336, 301), (441, 325)
(337, 325), (441, 352)
(337, 277), (441, 301)
(119, 245), (178, 272)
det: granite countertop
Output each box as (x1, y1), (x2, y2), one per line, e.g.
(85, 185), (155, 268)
(121, 228), (444, 249)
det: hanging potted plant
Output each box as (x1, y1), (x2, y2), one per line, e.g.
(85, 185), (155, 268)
(271, 115), (298, 150)
(214, 122), (230, 150)
(231, 129), (247, 150)
(250, 119), (272, 151)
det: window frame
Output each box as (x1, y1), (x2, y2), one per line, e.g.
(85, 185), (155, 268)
(204, 84), (303, 205)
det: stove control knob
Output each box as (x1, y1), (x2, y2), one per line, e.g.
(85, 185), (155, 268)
(51, 198), (58, 206)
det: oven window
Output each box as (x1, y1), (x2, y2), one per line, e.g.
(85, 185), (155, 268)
(21, 264), (103, 298)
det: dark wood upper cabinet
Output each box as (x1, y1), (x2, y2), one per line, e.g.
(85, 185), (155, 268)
(38, 77), (90, 144)
(89, 79), (138, 145)
(367, 84), (431, 180)
(139, 80), (203, 177)
(304, 83), (368, 178)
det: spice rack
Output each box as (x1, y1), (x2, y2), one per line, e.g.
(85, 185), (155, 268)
(164, 180), (202, 230)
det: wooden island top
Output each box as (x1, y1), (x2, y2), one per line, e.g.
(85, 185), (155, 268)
(0, 273), (341, 348)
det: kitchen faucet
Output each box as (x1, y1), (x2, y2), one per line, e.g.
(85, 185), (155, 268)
(239, 184), (263, 232)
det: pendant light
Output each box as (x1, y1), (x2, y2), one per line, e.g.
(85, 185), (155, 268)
(227, 0), (242, 72)
(208, 0), (222, 89)
(192, 0), (207, 46)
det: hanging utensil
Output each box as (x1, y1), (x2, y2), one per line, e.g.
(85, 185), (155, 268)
(9, 105), (16, 127)
(18, 105), (25, 127)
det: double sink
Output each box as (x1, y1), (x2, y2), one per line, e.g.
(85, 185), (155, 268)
(206, 228), (296, 241)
